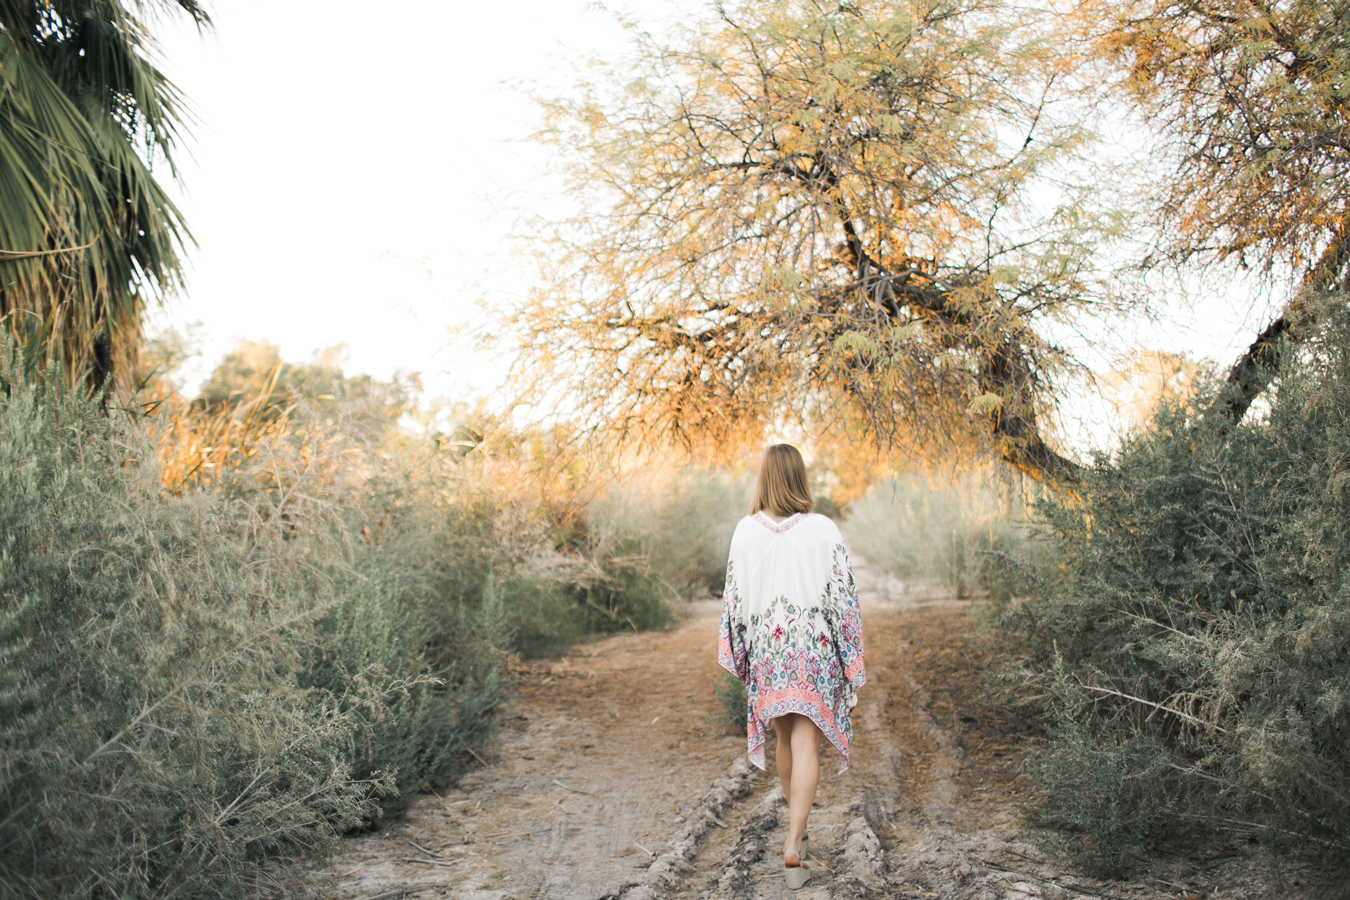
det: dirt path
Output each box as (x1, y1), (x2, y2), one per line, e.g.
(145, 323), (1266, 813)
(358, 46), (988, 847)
(324, 564), (1336, 900)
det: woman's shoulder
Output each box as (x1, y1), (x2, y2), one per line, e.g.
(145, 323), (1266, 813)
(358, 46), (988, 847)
(729, 514), (758, 543)
(802, 512), (844, 539)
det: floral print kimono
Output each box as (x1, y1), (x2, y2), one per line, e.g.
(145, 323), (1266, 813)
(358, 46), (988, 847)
(717, 511), (866, 772)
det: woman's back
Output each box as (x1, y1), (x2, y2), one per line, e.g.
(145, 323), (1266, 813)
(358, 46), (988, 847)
(716, 443), (866, 888)
(719, 510), (865, 772)
(727, 511), (846, 626)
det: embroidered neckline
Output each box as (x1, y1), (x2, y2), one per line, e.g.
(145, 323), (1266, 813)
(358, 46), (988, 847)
(753, 511), (810, 533)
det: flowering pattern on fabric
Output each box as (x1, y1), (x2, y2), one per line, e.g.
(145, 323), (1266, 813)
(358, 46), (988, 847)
(718, 541), (866, 772)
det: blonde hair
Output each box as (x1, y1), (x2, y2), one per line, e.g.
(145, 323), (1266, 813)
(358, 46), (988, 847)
(750, 444), (814, 517)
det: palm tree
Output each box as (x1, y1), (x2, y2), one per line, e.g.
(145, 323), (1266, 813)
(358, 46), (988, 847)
(0, 0), (209, 393)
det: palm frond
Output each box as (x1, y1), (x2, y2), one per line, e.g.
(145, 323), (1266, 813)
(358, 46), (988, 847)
(0, 0), (206, 393)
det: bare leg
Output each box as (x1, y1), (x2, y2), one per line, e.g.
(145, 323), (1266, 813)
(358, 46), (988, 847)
(772, 713), (822, 864)
(772, 715), (794, 815)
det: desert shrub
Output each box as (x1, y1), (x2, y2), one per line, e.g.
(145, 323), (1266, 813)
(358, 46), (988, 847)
(846, 469), (1035, 600)
(0, 376), (394, 900)
(493, 465), (749, 659)
(586, 466), (749, 601)
(574, 546), (673, 632)
(301, 563), (504, 815)
(1027, 661), (1184, 876)
(177, 341), (538, 802)
(1004, 296), (1350, 867)
(0, 347), (521, 896)
(498, 554), (668, 658)
(293, 423), (532, 810)
(0, 334), (742, 896)
(712, 670), (749, 733)
(498, 575), (588, 659)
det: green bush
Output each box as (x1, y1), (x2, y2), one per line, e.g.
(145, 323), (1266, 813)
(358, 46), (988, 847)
(574, 545), (673, 633)
(586, 466), (749, 602)
(498, 575), (587, 659)
(1004, 296), (1350, 866)
(494, 465), (749, 659)
(0, 353), (523, 896)
(712, 670), (749, 733)
(0, 343), (742, 896)
(321, 443), (515, 810)
(301, 564), (504, 816)
(497, 556), (668, 659)
(0, 378), (391, 900)
(1027, 661), (1183, 876)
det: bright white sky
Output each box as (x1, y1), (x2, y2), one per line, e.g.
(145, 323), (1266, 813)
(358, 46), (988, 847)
(151, 0), (684, 400)
(149, 0), (1286, 452)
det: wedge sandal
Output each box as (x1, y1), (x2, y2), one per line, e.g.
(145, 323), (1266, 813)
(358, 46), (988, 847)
(784, 852), (812, 890)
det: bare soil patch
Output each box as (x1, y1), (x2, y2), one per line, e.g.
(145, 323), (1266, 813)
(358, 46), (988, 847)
(321, 564), (1339, 900)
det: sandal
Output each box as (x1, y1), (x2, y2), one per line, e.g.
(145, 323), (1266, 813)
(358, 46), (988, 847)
(784, 851), (812, 890)
(800, 834), (809, 860)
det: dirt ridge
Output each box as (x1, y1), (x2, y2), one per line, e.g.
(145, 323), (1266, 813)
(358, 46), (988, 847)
(603, 758), (757, 900)
(706, 788), (784, 900)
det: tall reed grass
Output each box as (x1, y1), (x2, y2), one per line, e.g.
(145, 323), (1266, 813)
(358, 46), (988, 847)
(845, 468), (1036, 602)
(0, 370), (401, 900)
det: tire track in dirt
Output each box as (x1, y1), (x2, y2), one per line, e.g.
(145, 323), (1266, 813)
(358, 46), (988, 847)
(321, 563), (1338, 900)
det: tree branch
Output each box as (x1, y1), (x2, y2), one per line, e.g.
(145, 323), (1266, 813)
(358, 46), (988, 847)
(783, 153), (1083, 484)
(1222, 216), (1350, 424)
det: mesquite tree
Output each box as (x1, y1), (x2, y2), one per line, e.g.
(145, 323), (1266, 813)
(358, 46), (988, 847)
(517, 0), (1115, 481)
(1100, 0), (1350, 420)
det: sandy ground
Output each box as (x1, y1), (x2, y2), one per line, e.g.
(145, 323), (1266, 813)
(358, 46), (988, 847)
(320, 563), (1340, 900)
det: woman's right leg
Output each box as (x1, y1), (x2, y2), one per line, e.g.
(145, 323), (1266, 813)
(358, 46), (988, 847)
(784, 714), (820, 861)
(772, 714), (821, 862)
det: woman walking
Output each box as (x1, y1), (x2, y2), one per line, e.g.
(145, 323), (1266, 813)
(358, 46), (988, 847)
(717, 444), (866, 890)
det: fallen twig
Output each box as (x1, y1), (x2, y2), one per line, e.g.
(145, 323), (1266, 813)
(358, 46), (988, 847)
(480, 828), (551, 839)
(1074, 682), (1223, 733)
(465, 747), (488, 766)
(635, 841), (655, 857)
(552, 778), (596, 797)
(1153, 876), (1204, 893)
(401, 856), (462, 869)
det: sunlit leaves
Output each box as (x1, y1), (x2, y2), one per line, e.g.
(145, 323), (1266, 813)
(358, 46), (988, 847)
(1101, 0), (1350, 272)
(519, 0), (1110, 477)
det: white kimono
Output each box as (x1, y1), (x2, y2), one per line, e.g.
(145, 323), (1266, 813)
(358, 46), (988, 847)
(717, 512), (866, 771)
